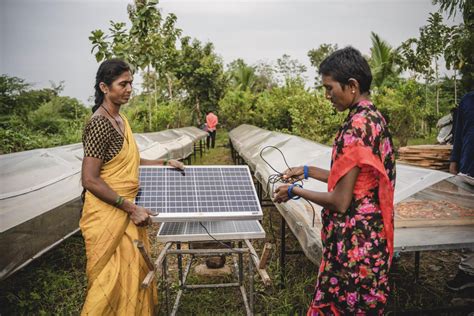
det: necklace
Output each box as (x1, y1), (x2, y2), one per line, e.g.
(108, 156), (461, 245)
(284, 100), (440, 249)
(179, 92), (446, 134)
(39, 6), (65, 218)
(101, 104), (128, 142)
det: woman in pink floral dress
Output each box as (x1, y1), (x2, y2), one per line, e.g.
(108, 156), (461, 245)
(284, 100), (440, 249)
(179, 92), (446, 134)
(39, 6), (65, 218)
(274, 47), (396, 315)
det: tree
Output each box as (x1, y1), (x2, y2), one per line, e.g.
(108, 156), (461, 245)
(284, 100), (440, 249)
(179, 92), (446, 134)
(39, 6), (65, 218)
(0, 75), (29, 115)
(227, 59), (257, 92)
(423, 12), (451, 114)
(369, 32), (400, 88)
(218, 89), (256, 129)
(89, 0), (182, 130)
(307, 43), (338, 86)
(434, 0), (474, 91)
(175, 37), (226, 124)
(254, 61), (277, 92)
(444, 23), (469, 104)
(275, 54), (307, 85)
(432, 0), (467, 18)
(398, 12), (450, 114)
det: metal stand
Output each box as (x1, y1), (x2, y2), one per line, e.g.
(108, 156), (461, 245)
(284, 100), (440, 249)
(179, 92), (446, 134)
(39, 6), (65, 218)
(414, 251), (420, 283)
(159, 241), (256, 316)
(278, 215), (304, 289)
(137, 237), (269, 316)
(193, 139), (205, 161)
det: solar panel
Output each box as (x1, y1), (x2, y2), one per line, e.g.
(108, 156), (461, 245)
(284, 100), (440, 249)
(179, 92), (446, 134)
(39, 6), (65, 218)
(157, 220), (265, 242)
(135, 166), (263, 222)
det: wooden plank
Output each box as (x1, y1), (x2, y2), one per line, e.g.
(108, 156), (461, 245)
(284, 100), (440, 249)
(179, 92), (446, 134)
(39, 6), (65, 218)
(259, 243), (272, 269)
(244, 239), (272, 286)
(134, 240), (155, 271)
(141, 271), (155, 289)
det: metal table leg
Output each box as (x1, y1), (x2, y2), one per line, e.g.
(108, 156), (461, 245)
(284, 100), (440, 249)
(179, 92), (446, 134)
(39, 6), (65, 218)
(163, 255), (170, 315)
(414, 251), (420, 283)
(280, 215), (286, 289)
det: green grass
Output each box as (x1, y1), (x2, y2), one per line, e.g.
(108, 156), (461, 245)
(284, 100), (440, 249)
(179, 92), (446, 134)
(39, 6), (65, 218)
(1, 130), (472, 315)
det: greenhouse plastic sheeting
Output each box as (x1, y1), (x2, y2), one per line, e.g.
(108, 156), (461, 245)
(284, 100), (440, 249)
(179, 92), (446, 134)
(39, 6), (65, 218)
(174, 126), (208, 142)
(0, 126), (205, 280)
(140, 131), (194, 160)
(229, 124), (472, 264)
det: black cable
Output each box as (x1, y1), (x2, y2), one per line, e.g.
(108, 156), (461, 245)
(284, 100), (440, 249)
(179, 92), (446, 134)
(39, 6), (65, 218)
(259, 145), (292, 175)
(259, 145), (317, 228)
(198, 222), (259, 260)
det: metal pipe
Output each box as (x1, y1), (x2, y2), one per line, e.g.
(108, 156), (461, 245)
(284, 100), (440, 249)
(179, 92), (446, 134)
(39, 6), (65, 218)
(280, 215), (286, 288)
(166, 248), (248, 255)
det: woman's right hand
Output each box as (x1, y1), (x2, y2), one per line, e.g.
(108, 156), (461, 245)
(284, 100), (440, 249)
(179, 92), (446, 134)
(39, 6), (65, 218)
(282, 166), (304, 183)
(125, 202), (156, 226)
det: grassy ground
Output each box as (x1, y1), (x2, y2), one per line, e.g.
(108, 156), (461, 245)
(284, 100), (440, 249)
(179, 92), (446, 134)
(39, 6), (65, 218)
(1, 130), (473, 315)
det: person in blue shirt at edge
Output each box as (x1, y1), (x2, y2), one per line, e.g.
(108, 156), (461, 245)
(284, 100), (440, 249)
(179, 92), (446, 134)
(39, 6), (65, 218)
(446, 90), (474, 292)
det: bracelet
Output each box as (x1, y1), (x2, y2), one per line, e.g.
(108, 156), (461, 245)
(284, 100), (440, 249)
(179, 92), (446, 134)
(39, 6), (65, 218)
(114, 195), (125, 207)
(163, 159), (169, 166)
(287, 183), (302, 200)
(303, 165), (309, 180)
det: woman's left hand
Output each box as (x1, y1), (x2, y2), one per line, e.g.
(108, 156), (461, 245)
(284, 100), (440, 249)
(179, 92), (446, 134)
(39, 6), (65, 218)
(168, 159), (185, 170)
(273, 184), (291, 203)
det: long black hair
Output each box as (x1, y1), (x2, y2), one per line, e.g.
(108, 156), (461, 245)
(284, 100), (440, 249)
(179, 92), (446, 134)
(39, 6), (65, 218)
(92, 59), (131, 113)
(319, 46), (372, 94)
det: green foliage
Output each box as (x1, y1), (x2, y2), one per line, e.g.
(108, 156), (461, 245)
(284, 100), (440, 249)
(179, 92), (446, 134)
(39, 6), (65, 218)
(227, 59), (257, 92)
(219, 79), (345, 145)
(369, 32), (400, 88)
(433, 0), (467, 18)
(275, 54), (307, 84)
(307, 43), (338, 86)
(0, 75), (88, 153)
(124, 95), (192, 132)
(176, 37), (226, 123)
(218, 88), (256, 129)
(372, 79), (426, 147)
(287, 89), (345, 144)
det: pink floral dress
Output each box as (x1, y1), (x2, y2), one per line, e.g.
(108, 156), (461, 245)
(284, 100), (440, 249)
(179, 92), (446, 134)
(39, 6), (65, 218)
(308, 100), (396, 315)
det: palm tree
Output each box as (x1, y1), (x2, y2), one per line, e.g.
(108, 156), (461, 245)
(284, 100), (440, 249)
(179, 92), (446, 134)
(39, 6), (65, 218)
(369, 32), (400, 88)
(231, 62), (257, 92)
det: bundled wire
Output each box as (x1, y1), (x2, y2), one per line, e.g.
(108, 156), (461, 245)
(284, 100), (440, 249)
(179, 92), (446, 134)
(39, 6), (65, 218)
(198, 222), (259, 260)
(259, 146), (317, 228)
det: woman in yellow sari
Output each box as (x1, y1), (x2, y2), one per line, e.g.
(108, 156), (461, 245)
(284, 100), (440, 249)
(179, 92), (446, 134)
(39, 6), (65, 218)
(80, 59), (184, 315)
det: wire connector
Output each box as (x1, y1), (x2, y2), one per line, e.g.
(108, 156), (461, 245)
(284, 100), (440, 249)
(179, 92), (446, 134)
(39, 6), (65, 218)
(304, 165), (309, 180)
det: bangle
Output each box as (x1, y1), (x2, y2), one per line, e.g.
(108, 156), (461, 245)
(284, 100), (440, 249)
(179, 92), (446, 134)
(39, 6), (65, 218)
(114, 196), (124, 207)
(303, 165), (309, 180)
(287, 183), (302, 200)
(163, 159), (169, 166)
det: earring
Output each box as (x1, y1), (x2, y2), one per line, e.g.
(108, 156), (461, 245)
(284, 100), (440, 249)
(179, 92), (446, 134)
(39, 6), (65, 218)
(351, 90), (355, 94)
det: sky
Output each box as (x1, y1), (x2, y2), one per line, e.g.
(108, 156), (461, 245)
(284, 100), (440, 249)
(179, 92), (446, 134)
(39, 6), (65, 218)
(0, 0), (462, 105)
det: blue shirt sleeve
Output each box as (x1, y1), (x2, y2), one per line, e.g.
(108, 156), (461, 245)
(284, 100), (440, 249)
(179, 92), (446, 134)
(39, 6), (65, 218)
(450, 105), (463, 163)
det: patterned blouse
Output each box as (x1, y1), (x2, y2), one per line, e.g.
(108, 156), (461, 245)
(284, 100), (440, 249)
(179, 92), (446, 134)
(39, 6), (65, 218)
(82, 115), (124, 163)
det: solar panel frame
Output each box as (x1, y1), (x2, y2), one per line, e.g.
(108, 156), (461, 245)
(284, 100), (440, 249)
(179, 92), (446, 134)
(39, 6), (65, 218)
(135, 165), (263, 222)
(157, 220), (265, 242)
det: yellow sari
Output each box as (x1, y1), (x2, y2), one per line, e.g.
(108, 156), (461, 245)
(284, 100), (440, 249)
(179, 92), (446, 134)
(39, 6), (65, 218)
(80, 115), (157, 315)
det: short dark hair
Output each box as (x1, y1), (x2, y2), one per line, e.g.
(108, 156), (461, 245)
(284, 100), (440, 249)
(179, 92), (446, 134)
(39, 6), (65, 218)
(92, 59), (131, 113)
(319, 46), (372, 94)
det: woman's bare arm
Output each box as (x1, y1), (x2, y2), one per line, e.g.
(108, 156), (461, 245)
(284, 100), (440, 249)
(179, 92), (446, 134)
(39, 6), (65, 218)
(275, 166), (360, 214)
(82, 157), (153, 224)
(283, 166), (330, 183)
(140, 158), (185, 169)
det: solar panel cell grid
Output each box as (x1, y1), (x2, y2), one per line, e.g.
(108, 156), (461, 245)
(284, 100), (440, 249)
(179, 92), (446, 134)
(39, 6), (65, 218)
(157, 220), (265, 242)
(135, 166), (263, 222)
